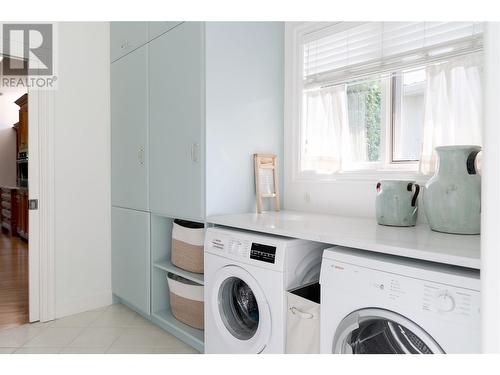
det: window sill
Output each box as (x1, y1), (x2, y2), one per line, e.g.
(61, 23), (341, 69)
(293, 169), (430, 184)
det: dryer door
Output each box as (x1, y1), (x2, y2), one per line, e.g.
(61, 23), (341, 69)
(210, 265), (272, 353)
(332, 308), (444, 354)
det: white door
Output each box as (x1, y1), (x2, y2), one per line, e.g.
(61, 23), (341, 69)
(28, 88), (56, 322)
(209, 265), (272, 353)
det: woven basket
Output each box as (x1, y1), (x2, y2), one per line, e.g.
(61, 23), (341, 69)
(171, 220), (205, 274)
(167, 273), (204, 330)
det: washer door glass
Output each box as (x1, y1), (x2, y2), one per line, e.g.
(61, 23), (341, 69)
(218, 277), (259, 340)
(334, 309), (444, 354)
(348, 319), (432, 354)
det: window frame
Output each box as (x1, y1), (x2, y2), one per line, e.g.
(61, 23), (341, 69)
(339, 75), (393, 172)
(286, 23), (423, 183)
(390, 69), (427, 164)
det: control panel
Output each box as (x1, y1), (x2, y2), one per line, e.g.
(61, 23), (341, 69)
(205, 230), (281, 266)
(207, 235), (251, 258)
(422, 284), (476, 317)
(250, 243), (276, 264)
(367, 272), (479, 320)
(324, 258), (480, 325)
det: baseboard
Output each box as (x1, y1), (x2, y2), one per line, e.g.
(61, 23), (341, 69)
(55, 290), (113, 319)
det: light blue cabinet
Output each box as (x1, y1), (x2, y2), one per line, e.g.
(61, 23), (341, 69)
(148, 22), (183, 40)
(111, 44), (149, 211)
(111, 207), (151, 316)
(110, 22), (285, 352)
(149, 22), (205, 221)
(111, 22), (148, 62)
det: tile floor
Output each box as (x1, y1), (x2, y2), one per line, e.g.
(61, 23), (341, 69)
(0, 304), (199, 354)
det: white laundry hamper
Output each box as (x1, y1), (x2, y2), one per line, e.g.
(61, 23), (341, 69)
(171, 219), (205, 274)
(167, 273), (204, 330)
(286, 282), (320, 354)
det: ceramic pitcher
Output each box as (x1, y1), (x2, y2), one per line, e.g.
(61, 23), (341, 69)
(424, 145), (481, 234)
(376, 180), (420, 227)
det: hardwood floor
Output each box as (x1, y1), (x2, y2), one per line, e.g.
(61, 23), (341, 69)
(0, 230), (28, 329)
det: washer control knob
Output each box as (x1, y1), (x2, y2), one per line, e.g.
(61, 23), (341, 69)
(436, 291), (455, 313)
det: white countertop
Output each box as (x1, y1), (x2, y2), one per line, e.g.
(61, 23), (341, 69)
(207, 210), (480, 269)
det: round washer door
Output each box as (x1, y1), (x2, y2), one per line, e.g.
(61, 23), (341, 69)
(210, 265), (271, 353)
(332, 308), (444, 354)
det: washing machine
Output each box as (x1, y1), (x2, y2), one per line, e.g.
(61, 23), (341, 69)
(204, 227), (325, 354)
(320, 247), (480, 354)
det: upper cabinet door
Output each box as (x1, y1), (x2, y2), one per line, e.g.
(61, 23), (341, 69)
(148, 22), (183, 40)
(111, 22), (148, 62)
(111, 45), (148, 211)
(149, 22), (205, 221)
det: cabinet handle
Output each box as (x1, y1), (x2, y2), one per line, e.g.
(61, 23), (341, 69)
(191, 143), (199, 163)
(138, 147), (145, 166)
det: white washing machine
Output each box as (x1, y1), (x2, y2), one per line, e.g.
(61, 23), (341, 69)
(320, 247), (480, 354)
(204, 227), (325, 354)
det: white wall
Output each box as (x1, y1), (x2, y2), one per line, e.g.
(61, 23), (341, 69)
(0, 90), (25, 186)
(205, 22), (284, 217)
(481, 22), (500, 353)
(53, 22), (111, 317)
(284, 176), (428, 220)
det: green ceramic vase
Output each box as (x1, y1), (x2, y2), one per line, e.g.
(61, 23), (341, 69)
(376, 180), (420, 227)
(424, 145), (481, 234)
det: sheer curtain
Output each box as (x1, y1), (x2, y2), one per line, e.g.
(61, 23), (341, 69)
(420, 54), (483, 175)
(301, 85), (348, 174)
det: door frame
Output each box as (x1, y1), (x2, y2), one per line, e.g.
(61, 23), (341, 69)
(28, 89), (56, 323)
(0, 46), (56, 323)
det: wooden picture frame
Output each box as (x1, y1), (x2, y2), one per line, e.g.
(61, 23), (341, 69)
(254, 154), (280, 214)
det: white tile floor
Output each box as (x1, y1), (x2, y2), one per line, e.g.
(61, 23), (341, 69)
(0, 304), (199, 354)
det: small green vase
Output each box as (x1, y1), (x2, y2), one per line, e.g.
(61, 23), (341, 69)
(376, 180), (420, 227)
(424, 145), (481, 235)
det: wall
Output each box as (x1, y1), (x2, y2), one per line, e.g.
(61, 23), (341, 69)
(481, 22), (500, 353)
(53, 22), (112, 317)
(0, 90), (25, 186)
(205, 22), (284, 217)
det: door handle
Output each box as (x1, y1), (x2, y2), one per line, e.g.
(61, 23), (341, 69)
(120, 40), (130, 50)
(29, 199), (38, 210)
(191, 143), (199, 163)
(138, 147), (145, 166)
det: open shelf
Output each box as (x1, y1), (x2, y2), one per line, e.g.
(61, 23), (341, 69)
(152, 309), (204, 353)
(154, 259), (204, 285)
(150, 214), (205, 352)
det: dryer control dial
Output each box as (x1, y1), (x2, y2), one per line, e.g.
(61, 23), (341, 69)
(436, 291), (455, 313)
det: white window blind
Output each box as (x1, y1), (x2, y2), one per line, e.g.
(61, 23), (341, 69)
(303, 22), (483, 85)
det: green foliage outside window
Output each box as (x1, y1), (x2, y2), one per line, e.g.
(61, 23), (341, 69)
(347, 80), (381, 162)
(365, 82), (381, 161)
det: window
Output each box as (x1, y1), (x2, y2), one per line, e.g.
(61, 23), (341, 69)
(392, 69), (426, 162)
(294, 22), (483, 178)
(346, 77), (382, 164)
